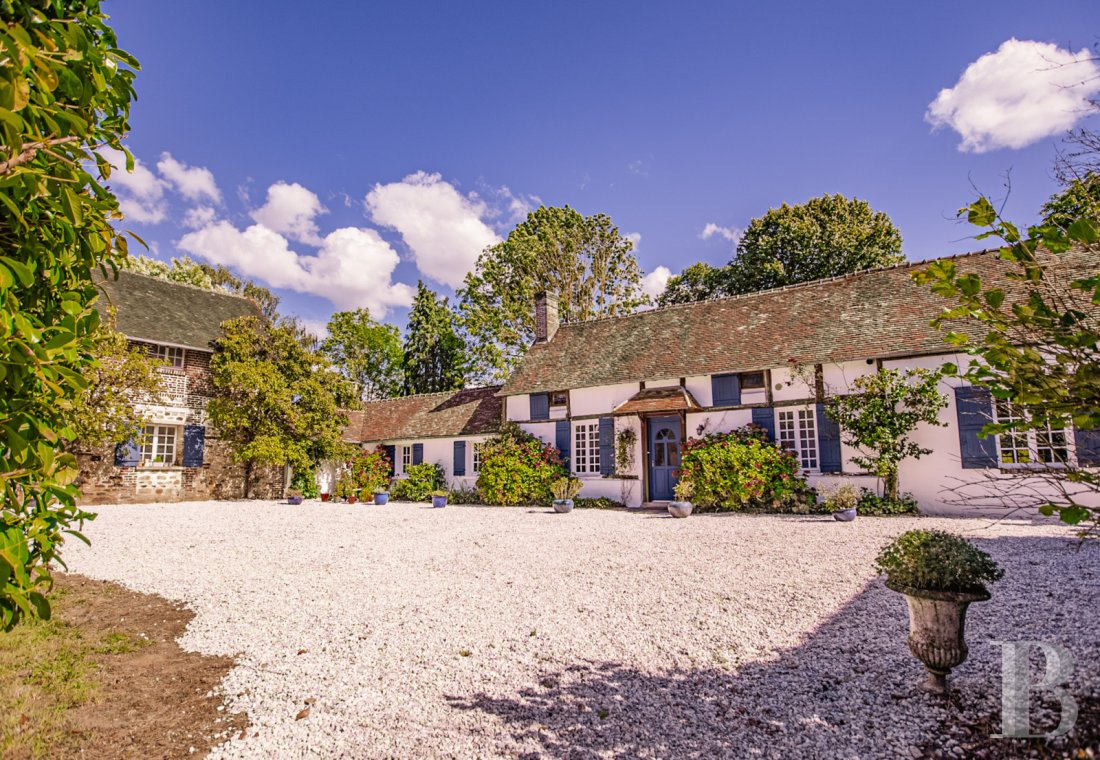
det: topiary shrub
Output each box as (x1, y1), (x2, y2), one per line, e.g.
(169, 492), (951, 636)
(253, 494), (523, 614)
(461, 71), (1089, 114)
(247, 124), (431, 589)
(476, 423), (566, 506)
(350, 447), (392, 497)
(680, 426), (815, 512)
(394, 462), (445, 502)
(875, 530), (1004, 594)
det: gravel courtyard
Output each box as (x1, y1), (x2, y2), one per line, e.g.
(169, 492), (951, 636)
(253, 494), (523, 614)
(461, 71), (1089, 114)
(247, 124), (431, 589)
(65, 502), (1098, 759)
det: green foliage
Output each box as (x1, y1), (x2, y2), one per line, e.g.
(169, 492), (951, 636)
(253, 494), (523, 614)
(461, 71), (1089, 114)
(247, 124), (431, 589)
(679, 426), (814, 512)
(825, 368), (948, 499)
(458, 206), (649, 382)
(393, 462), (444, 502)
(289, 468), (320, 499)
(857, 489), (919, 516)
(322, 308), (403, 401)
(350, 447), (392, 495)
(822, 483), (859, 512)
(209, 316), (358, 496)
(672, 479), (694, 502)
(402, 281), (466, 395)
(551, 477), (582, 501)
(914, 190), (1100, 530)
(615, 428), (637, 475)
(476, 423), (567, 506)
(659, 195), (904, 304)
(445, 487), (482, 505)
(0, 1), (138, 629)
(1041, 172), (1100, 232)
(876, 529), (1004, 594)
(121, 254), (281, 320)
(68, 317), (165, 450)
(573, 497), (624, 510)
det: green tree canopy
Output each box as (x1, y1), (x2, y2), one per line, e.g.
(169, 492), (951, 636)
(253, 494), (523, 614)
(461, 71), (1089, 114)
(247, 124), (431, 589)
(656, 262), (728, 307)
(458, 205), (649, 381)
(209, 316), (357, 497)
(1041, 172), (1100, 232)
(0, 0), (138, 628)
(403, 282), (466, 395)
(321, 308), (403, 401)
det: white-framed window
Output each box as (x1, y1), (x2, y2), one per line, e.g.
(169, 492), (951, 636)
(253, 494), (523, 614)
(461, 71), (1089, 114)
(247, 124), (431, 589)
(401, 445), (412, 472)
(778, 408), (818, 470)
(149, 344), (185, 369)
(574, 422), (601, 475)
(472, 442), (484, 474)
(140, 424), (178, 466)
(995, 401), (1070, 466)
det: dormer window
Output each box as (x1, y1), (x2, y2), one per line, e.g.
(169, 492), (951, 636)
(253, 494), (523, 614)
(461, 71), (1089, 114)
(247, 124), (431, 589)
(149, 344), (186, 369)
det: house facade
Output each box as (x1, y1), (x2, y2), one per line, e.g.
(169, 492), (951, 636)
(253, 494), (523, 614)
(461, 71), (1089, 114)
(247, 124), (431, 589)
(76, 271), (285, 504)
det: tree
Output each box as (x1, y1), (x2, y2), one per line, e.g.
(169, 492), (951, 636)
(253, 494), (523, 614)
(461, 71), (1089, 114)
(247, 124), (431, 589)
(321, 308), (403, 400)
(659, 194), (904, 304)
(1041, 172), (1100, 231)
(0, 1), (138, 629)
(915, 194), (1100, 531)
(826, 369), (948, 500)
(403, 282), (466, 395)
(69, 316), (166, 451)
(458, 206), (649, 381)
(209, 316), (357, 497)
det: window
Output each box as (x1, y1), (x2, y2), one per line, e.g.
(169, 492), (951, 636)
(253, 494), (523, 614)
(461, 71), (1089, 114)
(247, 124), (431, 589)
(778, 409), (818, 470)
(573, 422), (601, 475)
(550, 391), (568, 408)
(149, 344), (185, 369)
(402, 445), (412, 472)
(140, 425), (178, 466)
(740, 371), (765, 390)
(995, 401), (1069, 466)
(472, 442), (484, 474)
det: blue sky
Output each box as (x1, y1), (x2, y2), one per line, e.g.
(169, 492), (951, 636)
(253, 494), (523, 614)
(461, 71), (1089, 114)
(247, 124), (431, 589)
(104, 1), (1100, 333)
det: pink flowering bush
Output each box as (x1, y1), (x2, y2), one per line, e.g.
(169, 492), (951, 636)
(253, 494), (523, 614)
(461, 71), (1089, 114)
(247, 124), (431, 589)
(680, 425), (816, 512)
(476, 423), (567, 506)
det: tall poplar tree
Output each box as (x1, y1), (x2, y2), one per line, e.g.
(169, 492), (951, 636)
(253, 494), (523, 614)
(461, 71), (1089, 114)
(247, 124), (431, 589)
(403, 282), (466, 395)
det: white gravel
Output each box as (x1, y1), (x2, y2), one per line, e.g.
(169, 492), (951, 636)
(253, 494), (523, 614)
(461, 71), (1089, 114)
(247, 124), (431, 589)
(64, 502), (1098, 759)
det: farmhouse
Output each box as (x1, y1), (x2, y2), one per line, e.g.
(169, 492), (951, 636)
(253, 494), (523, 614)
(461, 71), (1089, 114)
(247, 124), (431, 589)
(341, 247), (1100, 513)
(76, 271), (286, 504)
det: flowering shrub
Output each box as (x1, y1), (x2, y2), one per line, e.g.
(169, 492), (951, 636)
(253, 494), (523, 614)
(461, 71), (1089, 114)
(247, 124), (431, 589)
(476, 423), (567, 506)
(680, 425), (814, 512)
(394, 462), (445, 501)
(351, 447), (392, 496)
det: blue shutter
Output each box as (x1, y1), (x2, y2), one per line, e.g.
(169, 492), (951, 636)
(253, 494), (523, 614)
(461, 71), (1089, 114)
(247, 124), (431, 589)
(182, 425), (205, 467)
(598, 417), (615, 476)
(816, 403), (842, 473)
(453, 440), (466, 476)
(954, 386), (997, 469)
(751, 407), (776, 442)
(383, 445), (397, 476)
(712, 374), (742, 407)
(1075, 426), (1100, 467)
(555, 419), (571, 468)
(114, 439), (140, 467)
(412, 443), (424, 465)
(530, 393), (550, 420)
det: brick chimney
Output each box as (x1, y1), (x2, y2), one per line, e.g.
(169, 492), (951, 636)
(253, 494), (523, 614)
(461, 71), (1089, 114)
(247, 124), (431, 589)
(534, 290), (560, 343)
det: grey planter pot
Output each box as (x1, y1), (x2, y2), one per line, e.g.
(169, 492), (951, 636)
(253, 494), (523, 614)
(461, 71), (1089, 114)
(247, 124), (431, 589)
(668, 501), (693, 518)
(833, 507), (857, 522)
(287, 496), (303, 505)
(553, 499), (574, 513)
(886, 581), (990, 694)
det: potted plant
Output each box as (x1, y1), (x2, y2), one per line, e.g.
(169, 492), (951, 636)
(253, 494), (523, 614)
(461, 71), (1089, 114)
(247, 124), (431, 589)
(551, 477), (582, 513)
(286, 489), (304, 505)
(668, 480), (694, 518)
(823, 483), (859, 522)
(430, 489), (449, 508)
(320, 492), (330, 503)
(373, 488), (390, 505)
(876, 530), (1004, 694)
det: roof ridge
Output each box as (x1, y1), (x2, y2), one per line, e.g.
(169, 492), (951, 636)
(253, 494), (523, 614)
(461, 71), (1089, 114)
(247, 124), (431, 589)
(558, 247), (999, 328)
(358, 384), (503, 406)
(114, 268), (257, 304)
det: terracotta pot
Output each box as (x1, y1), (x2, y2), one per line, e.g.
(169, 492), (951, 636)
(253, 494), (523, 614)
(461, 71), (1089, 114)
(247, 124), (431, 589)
(347, 495), (358, 504)
(886, 581), (990, 694)
(320, 493), (330, 502)
(668, 501), (693, 518)
(552, 499), (574, 513)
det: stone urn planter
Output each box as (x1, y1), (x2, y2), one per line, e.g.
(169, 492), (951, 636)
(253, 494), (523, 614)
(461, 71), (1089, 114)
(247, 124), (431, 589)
(552, 498), (574, 513)
(287, 495), (303, 505)
(833, 507), (857, 522)
(667, 501), (693, 518)
(886, 581), (990, 694)
(373, 491), (390, 505)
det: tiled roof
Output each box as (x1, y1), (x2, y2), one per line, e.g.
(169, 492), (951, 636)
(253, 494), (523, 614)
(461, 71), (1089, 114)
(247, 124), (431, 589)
(613, 386), (702, 416)
(94, 270), (261, 350)
(500, 247), (1100, 396)
(348, 386), (503, 443)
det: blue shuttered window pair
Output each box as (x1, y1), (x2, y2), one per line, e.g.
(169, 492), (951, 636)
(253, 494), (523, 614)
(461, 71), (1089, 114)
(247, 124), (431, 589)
(555, 420), (571, 468)
(751, 407), (776, 442)
(711, 374), (741, 407)
(412, 443), (424, 465)
(114, 425), (205, 468)
(815, 404), (842, 474)
(598, 417), (614, 476)
(453, 441), (466, 476)
(530, 393), (550, 420)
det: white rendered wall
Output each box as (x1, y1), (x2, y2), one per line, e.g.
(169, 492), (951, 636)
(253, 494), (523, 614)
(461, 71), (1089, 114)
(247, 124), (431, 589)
(569, 382), (640, 417)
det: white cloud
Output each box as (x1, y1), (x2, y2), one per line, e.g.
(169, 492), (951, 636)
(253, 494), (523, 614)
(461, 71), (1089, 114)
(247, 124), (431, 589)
(157, 152), (222, 204)
(182, 206), (217, 230)
(700, 223), (741, 243)
(250, 181), (327, 245)
(627, 159), (649, 176)
(365, 171), (501, 288)
(624, 231), (642, 249)
(926, 39), (1100, 153)
(298, 318), (330, 340)
(177, 221), (414, 315)
(641, 265), (671, 300)
(99, 146), (168, 224)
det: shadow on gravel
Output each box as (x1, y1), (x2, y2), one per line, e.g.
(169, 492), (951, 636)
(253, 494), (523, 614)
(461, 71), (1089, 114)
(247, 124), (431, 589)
(447, 536), (1098, 759)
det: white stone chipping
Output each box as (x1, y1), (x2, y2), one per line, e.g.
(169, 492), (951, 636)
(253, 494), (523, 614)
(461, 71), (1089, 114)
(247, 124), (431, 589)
(64, 502), (1099, 758)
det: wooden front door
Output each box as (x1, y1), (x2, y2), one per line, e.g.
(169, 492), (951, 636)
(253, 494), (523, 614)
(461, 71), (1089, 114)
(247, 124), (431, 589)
(647, 416), (681, 501)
